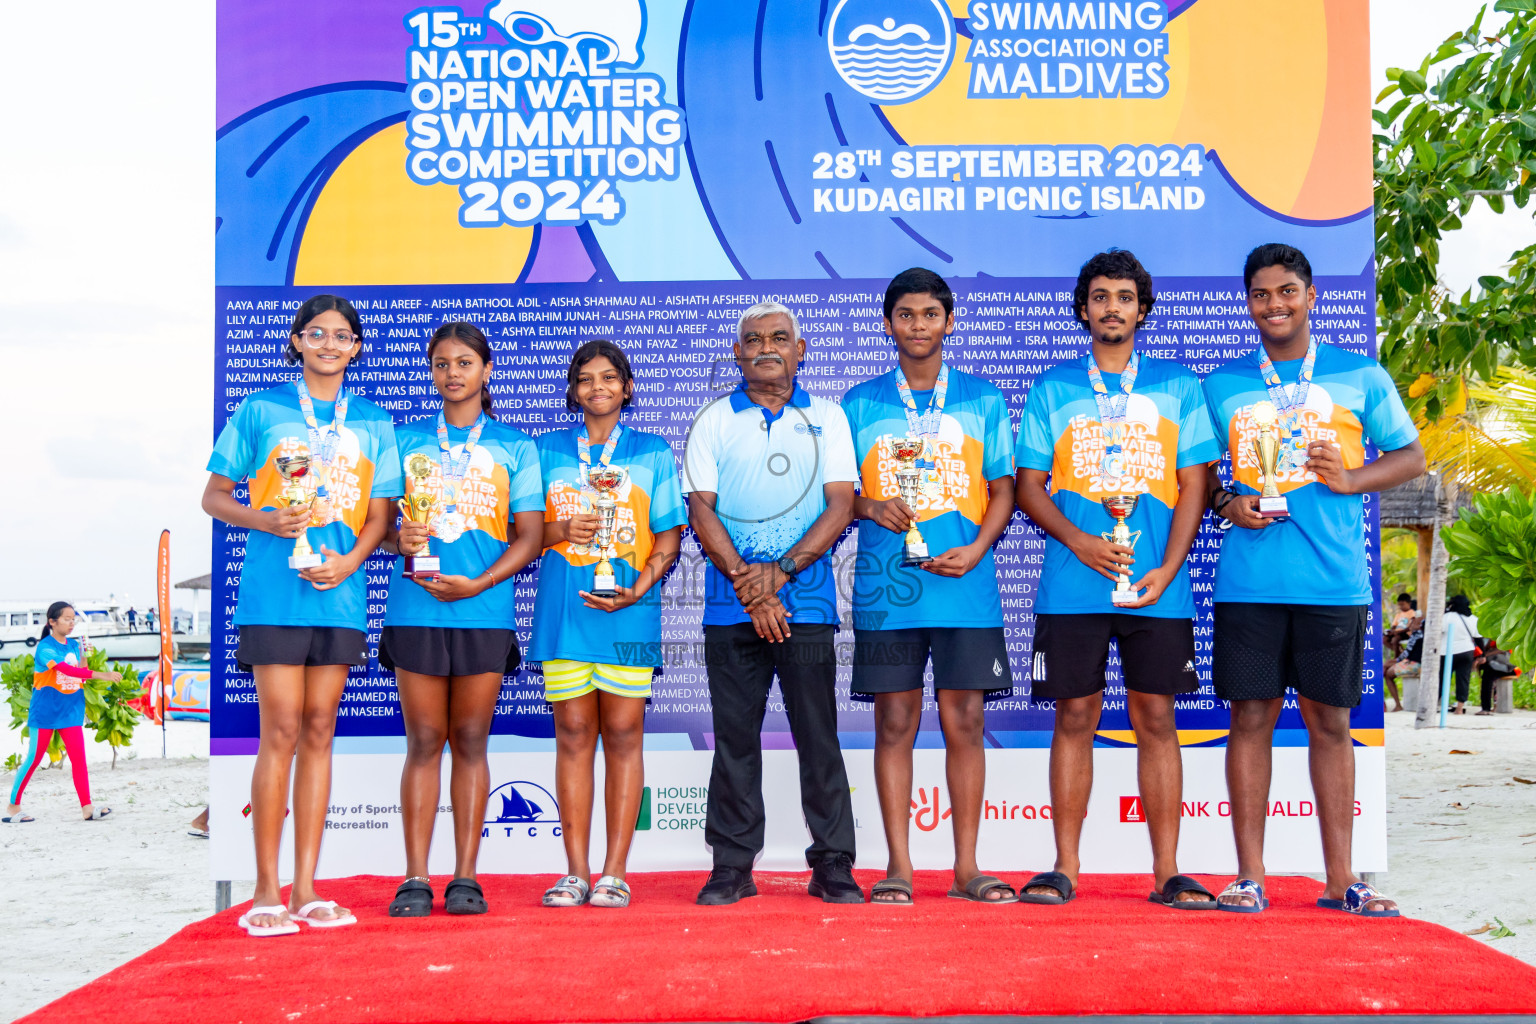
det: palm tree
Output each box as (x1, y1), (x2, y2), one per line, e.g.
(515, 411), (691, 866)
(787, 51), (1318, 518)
(1409, 366), (1536, 493)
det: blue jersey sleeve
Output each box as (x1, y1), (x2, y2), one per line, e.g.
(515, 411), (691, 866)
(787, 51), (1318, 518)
(1175, 373), (1221, 468)
(208, 398), (257, 480)
(34, 635), (68, 672)
(1015, 382), (1055, 472)
(1361, 363), (1419, 452)
(982, 388), (1015, 480)
(370, 417), (403, 498)
(509, 435), (546, 514)
(648, 439), (688, 532)
(1202, 376), (1232, 456)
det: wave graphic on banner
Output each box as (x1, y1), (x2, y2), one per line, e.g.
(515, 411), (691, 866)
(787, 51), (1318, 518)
(827, 0), (955, 103)
(830, 43), (951, 98)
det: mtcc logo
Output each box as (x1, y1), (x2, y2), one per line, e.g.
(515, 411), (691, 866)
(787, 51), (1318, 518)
(483, 780), (562, 838)
(827, 0), (956, 103)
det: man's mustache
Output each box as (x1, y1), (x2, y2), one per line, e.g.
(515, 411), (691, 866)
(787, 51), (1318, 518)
(750, 353), (786, 366)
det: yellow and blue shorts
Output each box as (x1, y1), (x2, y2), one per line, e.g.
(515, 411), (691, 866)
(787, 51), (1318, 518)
(543, 660), (654, 702)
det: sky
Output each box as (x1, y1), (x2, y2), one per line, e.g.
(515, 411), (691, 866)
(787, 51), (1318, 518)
(0, 0), (1529, 607)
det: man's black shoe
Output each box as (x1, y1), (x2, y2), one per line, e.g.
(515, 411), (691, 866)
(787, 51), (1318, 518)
(696, 865), (758, 905)
(808, 853), (864, 904)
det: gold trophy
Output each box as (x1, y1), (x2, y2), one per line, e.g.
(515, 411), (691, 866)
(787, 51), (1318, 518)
(274, 454), (324, 570)
(1250, 400), (1289, 518)
(398, 453), (441, 579)
(587, 465), (624, 597)
(1100, 494), (1142, 606)
(889, 437), (931, 566)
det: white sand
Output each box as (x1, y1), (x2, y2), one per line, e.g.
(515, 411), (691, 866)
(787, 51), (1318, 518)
(1, 712), (1533, 1019)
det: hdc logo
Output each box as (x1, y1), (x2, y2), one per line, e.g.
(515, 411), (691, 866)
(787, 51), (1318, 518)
(910, 786), (953, 831)
(1120, 796), (1144, 823)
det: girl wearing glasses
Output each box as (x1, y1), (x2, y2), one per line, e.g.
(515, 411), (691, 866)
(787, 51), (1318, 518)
(379, 322), (545, 918)
(202, 294), (401, 937)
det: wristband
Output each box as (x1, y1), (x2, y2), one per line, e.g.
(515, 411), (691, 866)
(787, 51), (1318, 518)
(483, 567), (498, 587)
(1213, 492), (1236, 518)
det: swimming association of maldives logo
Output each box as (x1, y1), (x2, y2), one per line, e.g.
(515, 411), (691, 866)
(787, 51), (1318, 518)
(484, 780), (561, 837)
(827, 0), (956, 104)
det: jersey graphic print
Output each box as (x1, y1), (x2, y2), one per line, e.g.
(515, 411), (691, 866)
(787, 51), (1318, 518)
(846, 368), (1012, 630)
(208, 383), (401, 629)
(530, 427), (687, 666)
(1203, 345), (1417, 606)
(1017, 356), (1218, 619)
(384, 417), (542, 630)
(30, 636), (88, 729)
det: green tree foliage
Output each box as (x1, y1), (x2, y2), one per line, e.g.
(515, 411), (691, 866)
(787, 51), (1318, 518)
(1443, 488), (1536, 665)
(1375, 1), (1536, 419)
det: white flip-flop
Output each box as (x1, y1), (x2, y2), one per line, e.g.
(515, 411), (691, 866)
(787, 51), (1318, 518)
(293, 899), (357, 928)
(238, 904), (300, 937)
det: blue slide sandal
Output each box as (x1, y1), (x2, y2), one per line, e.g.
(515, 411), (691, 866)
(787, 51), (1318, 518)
(1318, 881), (1400, 918)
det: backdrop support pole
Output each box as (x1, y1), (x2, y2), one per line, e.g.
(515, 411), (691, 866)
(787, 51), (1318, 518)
(216, 881), (232, 913)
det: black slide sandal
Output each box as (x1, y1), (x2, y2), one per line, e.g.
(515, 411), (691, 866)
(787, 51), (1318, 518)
(1149, 874), (1218, 910)
(1017, 871), (1075, 905)
(388, 877), (434, 917)
(445, 877), (488, 915)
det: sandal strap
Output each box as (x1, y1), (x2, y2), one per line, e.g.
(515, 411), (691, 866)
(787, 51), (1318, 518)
(545, 875), (590, 898)
(593, 875), (629, 895)
(1219, 878), (1263, 900)
(246, 904), (289, 918)
(966, 874), (1015, 898)
(296, 900), (342, 917)
(1344, 881), (1390, 910)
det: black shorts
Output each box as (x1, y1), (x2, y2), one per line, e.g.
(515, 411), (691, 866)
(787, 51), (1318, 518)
(378, 626), (521, 677)
(850, 627), (1013, 700)
(1212, 603), (1367, 708)
(236, 626), (368, 672)
(1029, 614), (1198, 702)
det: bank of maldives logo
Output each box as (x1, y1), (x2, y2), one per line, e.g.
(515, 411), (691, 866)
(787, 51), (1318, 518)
(485, 780), (560, 836)
(827, 0), (956, 104)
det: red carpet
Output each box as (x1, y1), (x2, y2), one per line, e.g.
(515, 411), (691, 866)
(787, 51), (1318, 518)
(23, 872), (1535, 1022)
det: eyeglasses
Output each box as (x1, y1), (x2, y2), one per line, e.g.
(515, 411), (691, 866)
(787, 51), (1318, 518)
(298, 328), (358, 349)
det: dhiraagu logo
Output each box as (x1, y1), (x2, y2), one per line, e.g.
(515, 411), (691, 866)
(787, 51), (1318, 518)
(483, 780), (562, 837)
(634, 785), (708, 831)
(827, 0), (956, 104)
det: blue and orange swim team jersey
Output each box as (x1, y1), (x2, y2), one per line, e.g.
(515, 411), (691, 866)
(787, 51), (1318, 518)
(1203, 344), (1417, 606)
(843, 368), (1015, 631)
(208, 382), (402, 630)
(30, 635), (89, 729)
(1016, 355), (1221, 619)
(529, 427), (687, 667)
(383, 416), (544, 629)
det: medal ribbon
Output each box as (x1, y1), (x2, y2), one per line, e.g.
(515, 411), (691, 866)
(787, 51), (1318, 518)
(294, 377), (348, 501)
(577, 423), (623, 493)
(894, 363), (948, 469)
(436, 411), (486, 513)
(1257, 339), (1317, 471)
(1086, 352), (1139, 479)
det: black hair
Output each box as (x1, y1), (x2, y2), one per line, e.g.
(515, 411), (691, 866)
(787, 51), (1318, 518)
(285, 294), (365, 365)
(428, 321), (496, 418)
(1243, 243), (1313, 292)
(565, 339), (635, 413)
(1447, 594), (1473, 616)
(1073, 249), (1155, 332)
(42, 600), (73, 641)
(883, 267), (954, 322)
(1397, 593), (1416, 607)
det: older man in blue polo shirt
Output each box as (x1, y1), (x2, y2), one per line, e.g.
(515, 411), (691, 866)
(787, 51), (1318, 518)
(682, 300), (861, 906)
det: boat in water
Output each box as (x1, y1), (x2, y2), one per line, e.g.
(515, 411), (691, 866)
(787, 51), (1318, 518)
(0, 599), (207, 663)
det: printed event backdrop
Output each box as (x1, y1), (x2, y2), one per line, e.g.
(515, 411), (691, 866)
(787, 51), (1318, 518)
(212, 0), (1386, 879)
